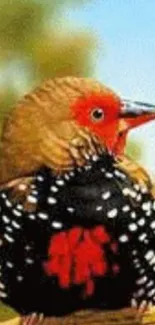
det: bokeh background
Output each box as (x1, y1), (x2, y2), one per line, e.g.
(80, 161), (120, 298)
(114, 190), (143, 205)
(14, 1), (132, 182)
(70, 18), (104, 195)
(0, 0), (155, 320)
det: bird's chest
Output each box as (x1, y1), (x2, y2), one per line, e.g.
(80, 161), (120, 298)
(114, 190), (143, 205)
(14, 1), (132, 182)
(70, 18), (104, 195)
(0, 156), (155, 314)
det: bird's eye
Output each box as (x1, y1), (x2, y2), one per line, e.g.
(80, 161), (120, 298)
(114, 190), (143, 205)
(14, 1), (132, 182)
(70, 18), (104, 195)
(91, 108), (105, 122)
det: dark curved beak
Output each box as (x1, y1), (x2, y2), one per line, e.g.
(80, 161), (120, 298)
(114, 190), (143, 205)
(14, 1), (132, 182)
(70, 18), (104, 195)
(119, 99), (155, 132)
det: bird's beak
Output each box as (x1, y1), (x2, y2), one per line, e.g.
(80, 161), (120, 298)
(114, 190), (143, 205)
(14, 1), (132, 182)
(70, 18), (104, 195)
(119, 99), (155, 133)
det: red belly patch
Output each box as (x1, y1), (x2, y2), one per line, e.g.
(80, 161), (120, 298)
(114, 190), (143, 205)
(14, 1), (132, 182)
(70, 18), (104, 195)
(43, 226), (119, 297)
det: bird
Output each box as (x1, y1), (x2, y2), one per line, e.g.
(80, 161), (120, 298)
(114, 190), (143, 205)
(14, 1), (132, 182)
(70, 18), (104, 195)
(0, 77), (155, 324)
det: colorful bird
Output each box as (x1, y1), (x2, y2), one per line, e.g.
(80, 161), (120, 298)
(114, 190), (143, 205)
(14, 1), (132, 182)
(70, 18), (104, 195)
(0, 77), (155, 325)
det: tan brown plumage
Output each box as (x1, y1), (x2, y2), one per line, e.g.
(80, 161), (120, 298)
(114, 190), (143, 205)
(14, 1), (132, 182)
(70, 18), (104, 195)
(0, 77), (113, 185)
(116, 155), (154, 194)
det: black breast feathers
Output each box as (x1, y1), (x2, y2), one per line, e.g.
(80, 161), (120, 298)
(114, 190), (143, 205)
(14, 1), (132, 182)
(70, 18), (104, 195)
(0, 152), (155, 316)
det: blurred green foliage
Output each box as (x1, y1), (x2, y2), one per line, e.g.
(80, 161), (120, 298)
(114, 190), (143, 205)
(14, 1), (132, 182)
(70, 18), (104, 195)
(0, 0), (96, 131)
(0, 302), (17, 321)
(125, 139), (143, 162)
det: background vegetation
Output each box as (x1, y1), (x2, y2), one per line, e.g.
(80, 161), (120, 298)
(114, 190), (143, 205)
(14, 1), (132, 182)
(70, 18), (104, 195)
(0, 0), (97, 132)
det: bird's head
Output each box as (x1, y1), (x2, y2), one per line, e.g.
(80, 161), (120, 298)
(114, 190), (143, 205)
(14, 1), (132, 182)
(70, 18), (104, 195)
(1, 77), (155, 183)
(71, 86), (155, 156)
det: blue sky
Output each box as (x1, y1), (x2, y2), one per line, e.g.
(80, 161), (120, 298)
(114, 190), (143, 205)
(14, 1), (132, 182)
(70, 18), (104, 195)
(63, 0), (155, 176)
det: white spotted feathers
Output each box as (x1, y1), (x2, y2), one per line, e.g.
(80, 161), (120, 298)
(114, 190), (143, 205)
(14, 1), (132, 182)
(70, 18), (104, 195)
(0, 153), (155, 310)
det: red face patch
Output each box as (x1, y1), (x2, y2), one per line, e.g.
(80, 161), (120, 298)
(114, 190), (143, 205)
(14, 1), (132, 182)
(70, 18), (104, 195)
(71, 92), (122, 153)
(44, 226), (120, 298)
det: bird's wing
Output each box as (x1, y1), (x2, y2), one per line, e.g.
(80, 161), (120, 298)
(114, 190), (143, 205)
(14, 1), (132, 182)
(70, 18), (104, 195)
(115, 154), (154, 194)
(0, 176), (37, 213)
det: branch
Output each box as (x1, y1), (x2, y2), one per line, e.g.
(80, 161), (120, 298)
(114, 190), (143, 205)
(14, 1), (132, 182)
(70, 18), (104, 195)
(1, 308), (155, 325)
